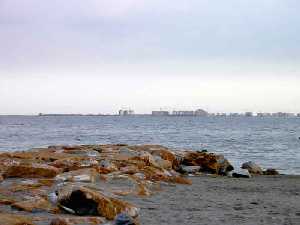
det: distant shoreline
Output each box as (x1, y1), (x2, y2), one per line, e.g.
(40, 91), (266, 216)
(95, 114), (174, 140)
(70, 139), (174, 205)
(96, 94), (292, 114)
(0, 114), (299, 118)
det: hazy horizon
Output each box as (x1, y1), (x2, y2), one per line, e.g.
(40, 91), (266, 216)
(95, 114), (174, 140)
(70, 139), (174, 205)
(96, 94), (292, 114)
(1, 0), (300, 114)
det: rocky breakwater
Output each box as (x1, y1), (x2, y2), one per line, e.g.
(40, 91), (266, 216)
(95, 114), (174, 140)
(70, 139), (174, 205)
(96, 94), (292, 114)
(0, 144), (267, 225)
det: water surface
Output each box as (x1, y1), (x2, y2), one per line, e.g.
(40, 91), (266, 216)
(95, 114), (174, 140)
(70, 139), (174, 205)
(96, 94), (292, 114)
(0, 116), (299, 174)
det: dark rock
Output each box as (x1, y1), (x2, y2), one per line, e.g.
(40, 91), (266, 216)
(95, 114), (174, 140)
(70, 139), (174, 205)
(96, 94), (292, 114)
(57, 186), (139, 220)
(232, 173), (251, 178)
(59, 189), (99, 216)
(263, 168), (279, 175)
(230, 168), (251, 178)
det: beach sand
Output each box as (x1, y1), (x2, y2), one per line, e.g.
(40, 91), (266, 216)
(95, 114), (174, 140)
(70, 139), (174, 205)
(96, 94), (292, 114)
(124, 175), (300, 225)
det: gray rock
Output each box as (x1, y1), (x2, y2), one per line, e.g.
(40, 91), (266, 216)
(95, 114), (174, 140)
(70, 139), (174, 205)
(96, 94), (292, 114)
(99, 159), (111, 168)
(180, 166), (201, 174)
(119, 147), (139, 158)
(114, 213), (136, 225)
(241, 161), (263, 175)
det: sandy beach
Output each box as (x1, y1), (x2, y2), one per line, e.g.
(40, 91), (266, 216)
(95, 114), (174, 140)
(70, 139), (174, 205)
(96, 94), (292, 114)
(0, 144), (299, 225)
(126, 175), (300, 225)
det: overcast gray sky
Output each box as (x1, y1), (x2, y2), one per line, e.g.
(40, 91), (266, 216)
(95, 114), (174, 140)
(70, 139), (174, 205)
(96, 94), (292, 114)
(0, 0), (300, 114)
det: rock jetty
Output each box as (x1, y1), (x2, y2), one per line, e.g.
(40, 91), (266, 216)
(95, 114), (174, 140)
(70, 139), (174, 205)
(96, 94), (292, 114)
(0, 144), (276, 225)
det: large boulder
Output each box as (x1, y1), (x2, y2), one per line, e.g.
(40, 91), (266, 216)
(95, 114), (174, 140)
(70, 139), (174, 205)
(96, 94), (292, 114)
(182, 151), (233, 175)
(241, 161), (263, 175)
(57, 185), (139, 220)
(126, 145), (180, 169)
(3, 163), (61, 178)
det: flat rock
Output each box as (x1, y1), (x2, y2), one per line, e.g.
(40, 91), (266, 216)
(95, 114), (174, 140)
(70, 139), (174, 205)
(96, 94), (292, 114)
(0, 213), (35, 225)
(3, 163), (61, 178)
(12, 197), (55, 213)
(56, 168), (99, 183)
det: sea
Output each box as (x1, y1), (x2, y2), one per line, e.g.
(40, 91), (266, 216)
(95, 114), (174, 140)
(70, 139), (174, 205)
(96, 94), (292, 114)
(0, 115), (299, 174)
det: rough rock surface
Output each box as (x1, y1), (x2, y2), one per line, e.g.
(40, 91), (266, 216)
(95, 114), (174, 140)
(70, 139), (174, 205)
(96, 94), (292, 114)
(57, 185), (139, 220)
(3, 163), (61, 178)
(0, 213), (35, 225)
(182, 151), (234, 174)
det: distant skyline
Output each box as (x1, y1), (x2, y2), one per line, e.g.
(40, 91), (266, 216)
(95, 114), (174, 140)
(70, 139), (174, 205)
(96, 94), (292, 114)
(1, 0), (300, 114)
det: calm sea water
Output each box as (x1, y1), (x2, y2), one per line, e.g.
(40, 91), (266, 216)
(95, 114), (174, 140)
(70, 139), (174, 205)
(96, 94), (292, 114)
(0, 115), (299, 174)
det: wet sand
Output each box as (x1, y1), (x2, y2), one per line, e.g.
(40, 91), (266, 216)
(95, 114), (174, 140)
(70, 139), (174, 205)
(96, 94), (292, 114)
(125, 175), (300, 225)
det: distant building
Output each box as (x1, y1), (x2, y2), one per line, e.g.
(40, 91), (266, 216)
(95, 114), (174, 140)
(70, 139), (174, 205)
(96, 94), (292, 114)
(172, 111), (194, 116)
(272, 112), (295, 117)
(119, 109), (134, 116)
(194, 109), (209, 117)
(257, 113), (271, 117)
(152, 111), (169, 116)
(229, 113), (241, 117)
(245, 112), (253, 117)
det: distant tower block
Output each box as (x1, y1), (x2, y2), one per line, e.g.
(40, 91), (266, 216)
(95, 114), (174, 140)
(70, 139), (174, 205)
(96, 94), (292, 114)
(118, 109), (135, 116)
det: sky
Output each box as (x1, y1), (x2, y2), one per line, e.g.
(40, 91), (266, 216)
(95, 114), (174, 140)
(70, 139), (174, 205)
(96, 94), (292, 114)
(0, 0), (300, 114)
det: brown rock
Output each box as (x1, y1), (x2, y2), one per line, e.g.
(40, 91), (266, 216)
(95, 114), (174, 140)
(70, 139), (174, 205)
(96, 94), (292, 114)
(3, 163), (61, 178)
(0, 213), (35, 225)
(58, 186), (139, 220)
(6, 149), (71, 162)
(50, 216), (105, 225)
(0, 193), (18, 205)
(50, 157), (98, 172)
(12, 197), (55, 213)
(50, 218), (71, 225)
(55, 168), (98, 183)
(150, 149), (179, 169)
(182, 151), (233, 175)
(153, 156), (173, 170)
